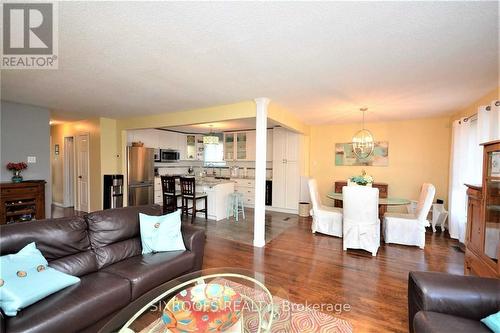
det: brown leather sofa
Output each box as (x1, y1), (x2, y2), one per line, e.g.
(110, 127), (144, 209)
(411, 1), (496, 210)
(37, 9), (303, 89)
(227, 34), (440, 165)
(408, 271), (500, 333)
(0, 205), (206, 333)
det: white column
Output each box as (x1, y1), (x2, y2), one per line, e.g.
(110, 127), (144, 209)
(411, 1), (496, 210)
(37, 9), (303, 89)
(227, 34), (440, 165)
(253, 97), (270, 247)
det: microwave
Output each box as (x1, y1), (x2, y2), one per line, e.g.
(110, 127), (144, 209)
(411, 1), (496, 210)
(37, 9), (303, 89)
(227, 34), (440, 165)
(160, 149), (180, 162)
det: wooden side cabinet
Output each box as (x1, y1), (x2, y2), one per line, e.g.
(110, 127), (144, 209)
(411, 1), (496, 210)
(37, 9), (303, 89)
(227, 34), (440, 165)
(464, 140), (500, 278)
(0, 180), (46, 224)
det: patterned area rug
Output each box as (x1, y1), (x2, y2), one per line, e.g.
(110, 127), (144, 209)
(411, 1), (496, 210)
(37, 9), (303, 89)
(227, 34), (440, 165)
(138, 278), (352, 333)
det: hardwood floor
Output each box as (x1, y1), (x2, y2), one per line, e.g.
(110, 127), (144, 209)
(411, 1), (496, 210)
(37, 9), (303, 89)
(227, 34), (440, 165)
(191, 211), (464, 333)
(50, 204), (464, 332)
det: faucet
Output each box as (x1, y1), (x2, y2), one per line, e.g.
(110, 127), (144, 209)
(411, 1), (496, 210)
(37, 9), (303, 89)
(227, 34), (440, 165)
(212, 167), (216, 176)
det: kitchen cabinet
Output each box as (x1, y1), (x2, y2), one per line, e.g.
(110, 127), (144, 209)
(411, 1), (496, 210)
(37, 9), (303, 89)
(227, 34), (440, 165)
(157, 130), (177, 150)
(224, 131), (256, 161)
(224, 133), (235, 161)
(272, 127), (300, 211)
(186, 135), (197, 160)
(234, 178), (256, 207)
(176, 133), (187, 160)
(128, 130), (188, 160)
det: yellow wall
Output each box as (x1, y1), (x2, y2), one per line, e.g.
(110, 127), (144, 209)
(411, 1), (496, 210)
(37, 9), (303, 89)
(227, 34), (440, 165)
(309, 116), (452, 210)
(268, 102), (310, 135)
(51, 118), (101, 211)
(100, 117), (120, 175)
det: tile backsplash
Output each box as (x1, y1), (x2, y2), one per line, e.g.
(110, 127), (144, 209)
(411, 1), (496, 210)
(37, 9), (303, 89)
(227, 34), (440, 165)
(155, 160), (272, 179)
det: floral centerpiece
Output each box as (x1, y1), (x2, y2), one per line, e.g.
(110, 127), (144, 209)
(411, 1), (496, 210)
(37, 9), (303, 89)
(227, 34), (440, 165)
(6, 162), (28, 183)
(349, 169), (373, 186)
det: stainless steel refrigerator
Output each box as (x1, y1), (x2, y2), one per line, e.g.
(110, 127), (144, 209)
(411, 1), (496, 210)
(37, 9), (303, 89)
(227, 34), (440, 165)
(127, 146), (154, 206)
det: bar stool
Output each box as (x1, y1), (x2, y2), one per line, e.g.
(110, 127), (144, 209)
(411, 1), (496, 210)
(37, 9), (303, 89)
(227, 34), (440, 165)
(227, 192), (245, 222)
(161, 175), (180, 214)
(180, 177), (207, 223)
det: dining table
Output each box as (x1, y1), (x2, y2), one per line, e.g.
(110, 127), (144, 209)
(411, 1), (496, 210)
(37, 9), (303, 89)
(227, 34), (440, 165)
(326, 192), (411, 206)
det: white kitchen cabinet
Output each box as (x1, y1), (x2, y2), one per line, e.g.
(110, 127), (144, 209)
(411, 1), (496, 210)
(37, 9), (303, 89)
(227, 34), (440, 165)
(157, 130), (178, 150)
(176, 133), (187, 160)
(196, 182), (234, 220)
(272, 127), (301, 211)
(246, 130), (256, 161)
(224, 131), (256, 161)
(234, 178), (256, 207)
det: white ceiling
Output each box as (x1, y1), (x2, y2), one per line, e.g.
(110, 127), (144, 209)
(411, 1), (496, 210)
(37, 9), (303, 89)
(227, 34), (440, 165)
(164, 118), (279, 134)
(1, 2), (498, 124)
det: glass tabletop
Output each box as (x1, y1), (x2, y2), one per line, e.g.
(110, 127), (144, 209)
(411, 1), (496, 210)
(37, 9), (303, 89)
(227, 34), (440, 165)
(99, 268), (289, 333)
(327, 192), (411, 206)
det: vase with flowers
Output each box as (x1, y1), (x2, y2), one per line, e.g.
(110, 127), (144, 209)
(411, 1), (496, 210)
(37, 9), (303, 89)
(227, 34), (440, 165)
(349, 169), (373, 186)
(6, 162), (28, 183)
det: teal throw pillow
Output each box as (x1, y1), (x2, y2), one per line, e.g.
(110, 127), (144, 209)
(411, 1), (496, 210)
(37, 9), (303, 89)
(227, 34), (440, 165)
(482, 311), (500, 333)
(139, 210), (186, 254)
(0, 242), (80, 316)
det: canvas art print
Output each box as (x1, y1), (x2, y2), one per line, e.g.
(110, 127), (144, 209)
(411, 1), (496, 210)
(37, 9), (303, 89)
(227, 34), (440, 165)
(335, 142), (389, 166)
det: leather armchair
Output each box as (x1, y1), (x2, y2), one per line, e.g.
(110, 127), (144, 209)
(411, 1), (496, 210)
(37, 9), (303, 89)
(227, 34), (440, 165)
(408, 271), (500, 333)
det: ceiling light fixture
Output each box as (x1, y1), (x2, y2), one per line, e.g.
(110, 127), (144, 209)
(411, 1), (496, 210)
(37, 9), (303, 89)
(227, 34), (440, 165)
(352, 107), (374, 159)
(203, 125), (219, 144)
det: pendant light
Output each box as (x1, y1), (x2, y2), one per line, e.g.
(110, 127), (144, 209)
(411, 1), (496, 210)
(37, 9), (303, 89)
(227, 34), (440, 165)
(203, 125), (219, 144)
(352, 108), (374, 159)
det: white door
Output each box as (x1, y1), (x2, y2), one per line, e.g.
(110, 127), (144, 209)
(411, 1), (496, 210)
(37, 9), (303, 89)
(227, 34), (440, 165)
(63, 137), (75, 207)
(76, 134), (90, 212)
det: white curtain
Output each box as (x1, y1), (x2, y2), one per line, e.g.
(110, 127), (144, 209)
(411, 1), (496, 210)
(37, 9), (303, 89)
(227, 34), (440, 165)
(449, 100), (499, 242)
(478, 100), (500, 144)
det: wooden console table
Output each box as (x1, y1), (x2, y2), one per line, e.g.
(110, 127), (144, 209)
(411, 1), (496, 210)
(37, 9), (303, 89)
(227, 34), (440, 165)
(334, 181), (389, 221)
(0, 180), (46, 224)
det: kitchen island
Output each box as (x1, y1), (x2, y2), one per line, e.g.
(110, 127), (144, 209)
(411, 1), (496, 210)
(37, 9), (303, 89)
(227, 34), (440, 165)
(154, 176), (234, 221)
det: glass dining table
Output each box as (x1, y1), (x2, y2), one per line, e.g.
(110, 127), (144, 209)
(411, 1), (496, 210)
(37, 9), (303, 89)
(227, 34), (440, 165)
(326, 192), (411, 206)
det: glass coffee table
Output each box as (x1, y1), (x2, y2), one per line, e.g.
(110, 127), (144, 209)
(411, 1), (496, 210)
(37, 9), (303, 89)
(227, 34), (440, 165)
(99, 268), (285, 333)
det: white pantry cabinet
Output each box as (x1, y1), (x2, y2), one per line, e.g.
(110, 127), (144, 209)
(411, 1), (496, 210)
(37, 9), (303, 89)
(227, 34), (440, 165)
(272, 127), (300, 211)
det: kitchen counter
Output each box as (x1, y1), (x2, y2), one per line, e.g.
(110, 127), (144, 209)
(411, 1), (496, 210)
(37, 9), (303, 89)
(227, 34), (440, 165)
(153, 176), (234, 221)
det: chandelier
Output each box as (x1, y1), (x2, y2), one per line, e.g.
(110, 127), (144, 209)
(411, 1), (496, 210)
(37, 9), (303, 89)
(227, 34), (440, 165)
(203, 125), (219, 144)
(352, 108), (374, 159)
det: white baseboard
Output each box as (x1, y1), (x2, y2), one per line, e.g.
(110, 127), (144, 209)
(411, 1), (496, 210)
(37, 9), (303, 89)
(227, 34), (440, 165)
(52, 202), (74, 208)
(265, 206), (298, 215)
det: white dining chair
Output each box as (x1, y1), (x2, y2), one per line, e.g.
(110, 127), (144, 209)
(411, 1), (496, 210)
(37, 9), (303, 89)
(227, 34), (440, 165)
(342, 186), (380, 256)
(308, 179), (343, 237)
(383, 183), (436, 249)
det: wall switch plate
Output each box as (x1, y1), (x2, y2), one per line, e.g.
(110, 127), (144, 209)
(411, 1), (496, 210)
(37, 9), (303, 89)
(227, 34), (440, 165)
(27, 156), (36, 163)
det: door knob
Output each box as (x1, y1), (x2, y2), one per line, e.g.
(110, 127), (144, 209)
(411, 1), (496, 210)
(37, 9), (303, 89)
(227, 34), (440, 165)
(78, 176), (82, 179)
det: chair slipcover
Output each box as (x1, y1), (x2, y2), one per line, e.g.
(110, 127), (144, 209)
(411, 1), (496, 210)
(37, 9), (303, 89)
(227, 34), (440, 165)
(342, 186), (380, 256)
(383, 183), (436, 249)
(308, 179), (343, 237)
